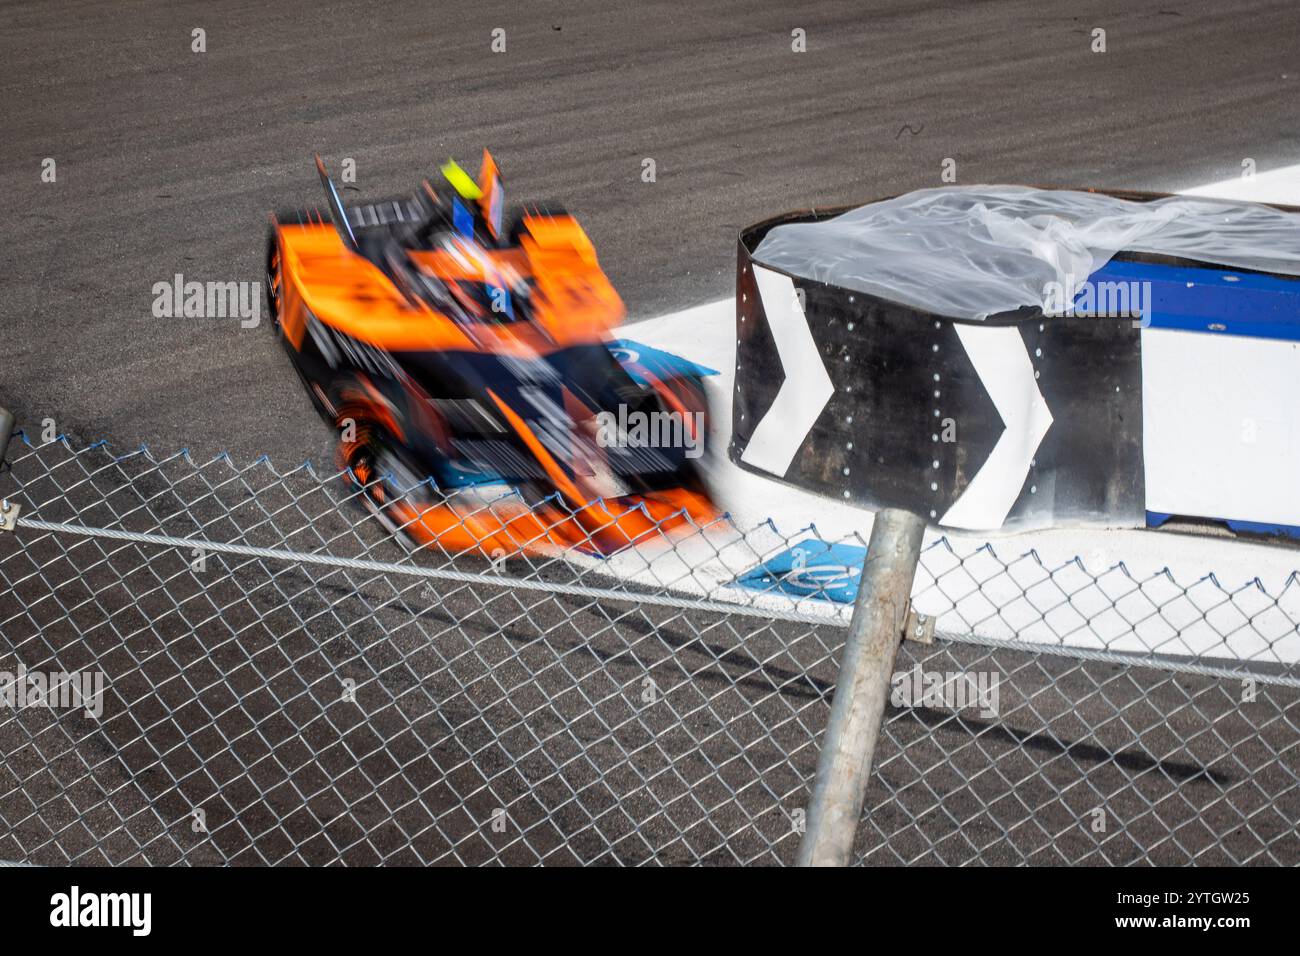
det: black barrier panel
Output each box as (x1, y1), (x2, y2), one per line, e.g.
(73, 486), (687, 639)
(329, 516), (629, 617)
(732, 208), (1145, 533)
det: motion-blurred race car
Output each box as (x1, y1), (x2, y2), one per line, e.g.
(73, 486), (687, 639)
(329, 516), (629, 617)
(266, 153), (714, 557)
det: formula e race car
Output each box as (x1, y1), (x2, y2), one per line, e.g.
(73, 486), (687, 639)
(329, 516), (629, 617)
(266, 153), (715, 557)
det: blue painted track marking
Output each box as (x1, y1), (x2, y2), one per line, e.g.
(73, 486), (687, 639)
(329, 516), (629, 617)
(734, 541), (867, 603)
(610, 339), (720, 386)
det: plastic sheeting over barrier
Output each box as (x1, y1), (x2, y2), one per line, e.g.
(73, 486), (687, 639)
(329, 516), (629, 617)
(734, 188), (1300, 535)
(752, 186), (1300, 319)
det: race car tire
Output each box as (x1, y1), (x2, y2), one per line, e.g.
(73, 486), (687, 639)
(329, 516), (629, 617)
(651, 372), (712, 497)
(264, 231), (282, 329)
(265, 208), (326, 332)
(332, 404), (437, 545)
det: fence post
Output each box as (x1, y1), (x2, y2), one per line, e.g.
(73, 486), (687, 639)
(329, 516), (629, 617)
(796, 508), (926, 866)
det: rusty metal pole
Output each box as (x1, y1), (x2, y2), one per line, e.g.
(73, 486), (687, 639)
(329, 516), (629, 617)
(796, 508), (926, 866)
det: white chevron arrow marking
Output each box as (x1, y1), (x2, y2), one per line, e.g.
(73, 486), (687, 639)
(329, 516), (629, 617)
(740, 267), (835, 477)
(939, 325), (1054, 530)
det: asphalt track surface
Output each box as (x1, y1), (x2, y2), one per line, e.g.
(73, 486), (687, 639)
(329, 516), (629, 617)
(2, 0), (1300, 866)
(4, 0), (1300, 461)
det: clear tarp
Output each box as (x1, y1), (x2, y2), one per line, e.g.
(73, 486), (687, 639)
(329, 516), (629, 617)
(751, 185), (1300, 319)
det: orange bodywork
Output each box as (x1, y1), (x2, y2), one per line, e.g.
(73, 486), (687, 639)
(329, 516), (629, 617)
(372, 486), (715, 560)
(276, 214), (624, 356)
(273, 199), (715, 561)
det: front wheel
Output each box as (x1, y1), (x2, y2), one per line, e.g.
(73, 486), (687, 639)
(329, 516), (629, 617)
(265, 232), (283, 330)
(330, 372), (437, 539)
(338, 416), (441, 543)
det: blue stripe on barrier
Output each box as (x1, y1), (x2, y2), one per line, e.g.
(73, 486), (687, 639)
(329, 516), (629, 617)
(1088, 259), (1300, 341)
(1146, 510), (1300, 541)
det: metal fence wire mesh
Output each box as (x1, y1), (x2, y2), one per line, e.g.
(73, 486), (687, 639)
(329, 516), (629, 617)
(0, 434), (1297, 865)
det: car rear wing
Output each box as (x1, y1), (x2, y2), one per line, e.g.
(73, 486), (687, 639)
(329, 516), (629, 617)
(314, 155), (357, 251)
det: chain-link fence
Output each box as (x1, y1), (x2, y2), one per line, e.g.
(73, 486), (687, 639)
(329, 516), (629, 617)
(0, 432), (1297, 865)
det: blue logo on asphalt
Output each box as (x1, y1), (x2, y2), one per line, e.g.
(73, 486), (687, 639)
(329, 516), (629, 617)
(734, 542), (867, 603)
(609, 340), (720, 386)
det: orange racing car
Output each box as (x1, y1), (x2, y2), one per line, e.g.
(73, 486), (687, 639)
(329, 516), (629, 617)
(266, 153), (716, 558)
